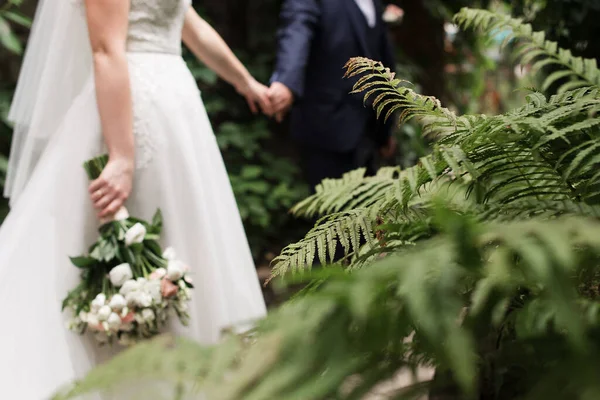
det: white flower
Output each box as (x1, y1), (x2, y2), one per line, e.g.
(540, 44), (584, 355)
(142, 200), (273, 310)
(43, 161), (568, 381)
(141, 308), (155, 322)
(145, 280), (162, 302)
(109, 294), (126, 310)
(124, 291), (138, 307)
(125, 223), (146, 246)
(149, 267), (166, 280)
(136, 277), (147, 286)
(98, 305), (112, 321)
(91, 293), (106, 311)
(78, 311), (88, 323)
(166, 260), (185, 281)
(87, 313), (99, 328)
(107, 312), (121, 330)
(162, 247), (177, 260)
(136, 292), (153, 308)
(109, 263), (133, 287)
(113, 207), (130, 221)
(382, 4), (404, 24)
(119, 279), (140, 296)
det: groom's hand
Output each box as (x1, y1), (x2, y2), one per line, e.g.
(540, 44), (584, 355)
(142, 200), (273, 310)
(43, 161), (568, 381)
(268, 82), (294, 122)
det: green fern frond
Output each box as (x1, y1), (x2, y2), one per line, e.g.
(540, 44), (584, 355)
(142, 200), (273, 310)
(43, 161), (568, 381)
(344, 57), (467, 135)
(454, 8), (600, 93)
(269, 209), (376, 280)
(279, 83), (600, 273)
(55, 214), (600, 400)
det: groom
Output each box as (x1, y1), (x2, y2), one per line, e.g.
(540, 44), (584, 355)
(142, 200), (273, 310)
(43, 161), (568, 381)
(269, 0), (398, 189)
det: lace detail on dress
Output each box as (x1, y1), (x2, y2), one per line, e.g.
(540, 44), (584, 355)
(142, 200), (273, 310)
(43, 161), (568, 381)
(127, 0), (191, 55)
(71, 0), (193, 170)
(128, 57), (165, 170)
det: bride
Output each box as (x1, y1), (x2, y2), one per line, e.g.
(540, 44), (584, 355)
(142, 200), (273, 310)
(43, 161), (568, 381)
(0, 0), (269, 398)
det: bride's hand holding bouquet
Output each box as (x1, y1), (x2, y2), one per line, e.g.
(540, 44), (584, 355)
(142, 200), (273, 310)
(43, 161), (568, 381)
(63, 155), (194, 347)
(88, 154), (134, 220)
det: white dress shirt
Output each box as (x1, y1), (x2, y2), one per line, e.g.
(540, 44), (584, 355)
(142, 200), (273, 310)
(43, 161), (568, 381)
(354, 0), (377, 28)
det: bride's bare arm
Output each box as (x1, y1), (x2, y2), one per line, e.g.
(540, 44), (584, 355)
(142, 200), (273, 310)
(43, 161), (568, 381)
(182, 8), (273, 115)
(85, 0), (134, 218)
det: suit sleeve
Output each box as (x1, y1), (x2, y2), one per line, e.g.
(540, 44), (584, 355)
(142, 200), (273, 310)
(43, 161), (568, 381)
(270, 0), (321, 99)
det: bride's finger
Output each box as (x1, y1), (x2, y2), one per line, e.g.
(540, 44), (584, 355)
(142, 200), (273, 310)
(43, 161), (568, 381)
(88, 177), (106, 194)
(258, 93), (274, 116)
(99, 198), (123, 219)
(246, 97), (258, 114)
(94, 193), (116, 210)
(90, 188), (107, 202)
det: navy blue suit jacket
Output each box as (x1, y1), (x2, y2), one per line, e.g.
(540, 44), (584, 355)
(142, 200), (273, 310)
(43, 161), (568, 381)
(271, 0), (396, 153)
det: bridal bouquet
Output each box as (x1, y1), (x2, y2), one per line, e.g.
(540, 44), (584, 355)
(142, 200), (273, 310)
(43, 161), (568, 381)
(62, 155), (194, 346)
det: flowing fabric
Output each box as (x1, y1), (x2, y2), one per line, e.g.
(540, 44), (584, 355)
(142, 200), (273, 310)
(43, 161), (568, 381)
(6, 0), (91, 203)
(0, 1), (267, 398)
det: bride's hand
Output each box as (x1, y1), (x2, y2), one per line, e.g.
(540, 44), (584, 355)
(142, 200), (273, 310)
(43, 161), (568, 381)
(236, 77), (274, 116)
(89, 157), (134, 219)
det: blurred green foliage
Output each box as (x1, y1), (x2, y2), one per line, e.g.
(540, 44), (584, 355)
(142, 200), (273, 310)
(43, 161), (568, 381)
(2, 0), (600, 264)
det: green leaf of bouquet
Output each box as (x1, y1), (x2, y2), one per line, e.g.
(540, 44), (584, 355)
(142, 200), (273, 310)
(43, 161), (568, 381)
(152, 209), (163, 232)
(96, 239), (118, 262)
(144, 233), (160, 241)
(122, 247), (136, 266)
(144, 240), (163, 256)
(129, 242), (144, 256)
(69, 256), (97, 269)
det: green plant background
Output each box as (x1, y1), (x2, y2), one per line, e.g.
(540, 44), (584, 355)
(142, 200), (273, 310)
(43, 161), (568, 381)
(2, 0), (600, 271)
(4, 0), (600, 399)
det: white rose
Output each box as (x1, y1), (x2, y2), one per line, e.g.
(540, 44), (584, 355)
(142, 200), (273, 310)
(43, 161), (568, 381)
(109, 263), (133, 287)
(149, 267), (166, 281)
(136, 292), (153, 308)
(125, 223), (146, 246)
(166, 260), (185, 281)
(98, 305), (112, 321)
(78, 311), (88, 323)
(141, 308), (155, 322)
(136, 277), (147, 286)
(109, 294), (127, 310)
(162, 247), (177, 260)
(113, 207), (130, 221)
(107, 312), (121, 330)
(87, 313), (99, 328)
(119, 279), (140, 296)
(145, 280), (162, 302)
(91, 293), (106, 311)
(125, 291), (139, 307)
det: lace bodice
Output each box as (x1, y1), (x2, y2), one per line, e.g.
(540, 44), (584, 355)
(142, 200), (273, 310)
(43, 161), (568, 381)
(71, 0), (195, 169)
(127, 0), (191, 55)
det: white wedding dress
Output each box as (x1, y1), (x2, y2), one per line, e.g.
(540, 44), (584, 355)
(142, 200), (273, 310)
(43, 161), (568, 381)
(0, 0), (267, 398)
